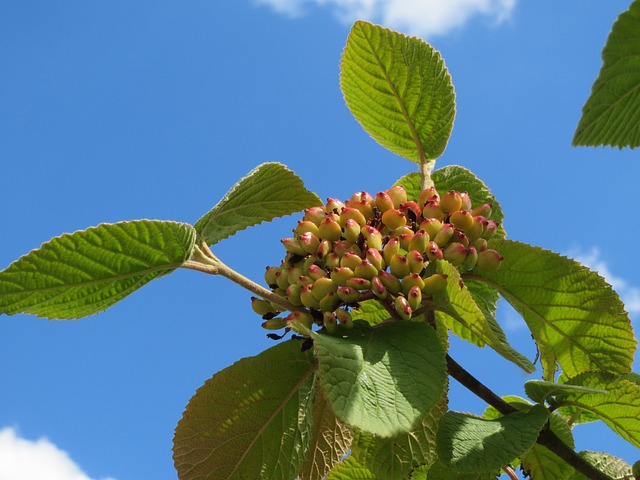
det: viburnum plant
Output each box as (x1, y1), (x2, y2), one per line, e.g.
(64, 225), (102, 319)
(1, 20), (639, 480)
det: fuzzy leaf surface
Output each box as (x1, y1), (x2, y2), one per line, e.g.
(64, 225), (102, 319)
(474, 239), (636, 380)
(172, 340), (316, 480)
(314, 321), (447, 437)
(525, 379), (608, 405)
(556, 372), (640, 448)
(0, 220), (195, 319)
(341, 21), (455, 163)
(434, 261), (534, 372)
(573, 0), (640, 148)
(325, 456), (378, 480)
(436, 405), (549, 473)
(570, 452), (634, 480)
(350, 299), (392, 326)
(298, 385), (353, 480)
(195, 162), (322, 246)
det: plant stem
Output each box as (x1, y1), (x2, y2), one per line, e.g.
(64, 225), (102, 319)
(445, 355), (616, 480)
(420, 159), (436, 190)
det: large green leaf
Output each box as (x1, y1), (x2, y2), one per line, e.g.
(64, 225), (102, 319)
(570, 452), (634, 480)
(350, 299), (392, 326)
(524, 379), (607, 405)
(195, 162), (322, 246)
(173, 340), (316, 480)
(411, 462), (498, 480)
(573, 0), (640, 148)
(298, 385), (353, 480)
(436, 405), (549, 473)
(341, 21), (455, 163)
(350, 390), (447, 480)
(0, 220), (196, 320)
(314, 321), (447, 437)
(433, 261), (534, 372)
(325, 456), (378, 480)
(556, 372), (640, 448)
(471, 239), (636, 380)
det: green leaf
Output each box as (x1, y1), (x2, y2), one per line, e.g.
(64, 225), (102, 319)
(325, 456), (379, 480)
(395, 166), (505, 236)
(556, 372), (640, 448)
(573, 0), (640, 148)
(351, 390), (447, 480)
(524, 380), (607, 405)
(350, 299), (392, 326)
(298, 385), (353, 480)
(314, 321), (447, 437)
(195, 162), (322, 246)
(412, 462), (498, 480)
(0, 220), (196, 320)
(570, 452), (634, 480)
(433, 260), (534, 372)
(173, 340), (316, 480)
(436, 405), (549, 473)
(473, 239), (636, 380)
(341, 21), (455, 163)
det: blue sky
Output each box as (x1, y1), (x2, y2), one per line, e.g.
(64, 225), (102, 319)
(1, 1), (638, 478)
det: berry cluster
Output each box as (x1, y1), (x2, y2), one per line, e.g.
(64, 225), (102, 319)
(253, 185), (503, 335)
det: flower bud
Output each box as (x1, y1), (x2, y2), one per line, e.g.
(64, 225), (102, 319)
(362, 225), (383, 250)
(325, 197), (345, 213)
(422, 200), (444, 221)
(316, 239), (332, 259)
(354, 260), (378, 280)
(390, 253), (411, 278)
(471, 203), (493, 217)
(402, 273), (425, 295)
(375, 191), (395, 212)
(337, 286), (360, 303)
(370, 275), (388, 299)
(285, 284), (302, 306)
(318, 217), (342, 242)
(330, 267), (355, 286)
(406, 250), (425, 274)
(407, 285), (422, 310)
(294, 220), (320, 237)
(381, 209), (407, 230)
(303, 206), (325, 225)
(323, 312), (337, 334)
(264, 266), (279, 288)
(422, 273), (448, 295)
(286, 311), (314, 334)
(475, 249), (503, 273)
(386, 185), (407, 208)
(340, 252), (362, 271)
(319, 291), (341, 312)
(312, 277), (336, 301)
(299, 231), (321, 254)
(335, 308), (353, 328)
(251, 297), (279, 317)
(282, 237), (307, 256)
(378, 270), (402, 295)
(419, 186), (439, 207)
(262, 317), (287, 330)
(308, 264), (327, 280)
(443, 242), (468, 266)
(463, 246), (478, 271)
(383, 237), (401, 265)
(440, 191), (463, 214)
(365, 248), (385, 271)
(460, 192), (472, 211)
(346, 277), (372, 291)
(419, 217), (443, 239)
(449, 210), (475, 233)
(342, 218), (361, 243)
(394, 295), (412, 320)
(340, 207), (367, 228)
(426, 241), (444, 261)
(433, 223), (455, 247)
(408, 230), (429, 253)
(300, 284), (320, 309)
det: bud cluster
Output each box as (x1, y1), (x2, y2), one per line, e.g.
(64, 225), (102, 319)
(256, 185), (503, 334)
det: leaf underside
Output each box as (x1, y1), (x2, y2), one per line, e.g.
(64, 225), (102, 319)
(0, 220), (196, 319)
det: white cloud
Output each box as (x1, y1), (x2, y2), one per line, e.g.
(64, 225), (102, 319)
(0, 427), (115, 480)
(253, 0), (517, 38)
(566, 246), (640, 318)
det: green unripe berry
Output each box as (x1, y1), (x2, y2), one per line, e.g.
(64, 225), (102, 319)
(354, 260), (379, 280)
(262, 318), (287, 330)
(303, 206), (325, 226)
(464, 246), (478, 271)
(399, 201), (421, 220)
(408, 230), (429, 253)
(481, 220), (499, 239)
(426, 241), (444, 262)
(406, 250), (425, 274)
(285, 284), (303, 306)
(381, 209), (406, 230)
(325, 252), (341, 269)
(264, 266), (279, 288)
(423, 200), (444, 221)
(460, 192), (472, 211)
(340, 207), (367, 228)
(311, 277), (336, 301)
(473, 237), (488, 252)
(323, 312), (337, 334)
(286, 311), (314, 334)
(296, 274), (313, 286)
(334, 240), (360, 257)
(362, 225), (383, 250)
(299, 231), (320, 254)
(475, 249), (503, 273)
(349, 190), (374, 205)
(386, 185), (407, 208)
(251, 297), (279, 316)
(443, 242), (468, 266)
(346, 277), (372, 290)
(377, 270), (402, 295)
(319, 291), (341, 312)
(349, 199), (374, 220)
(419, 186), (439, 207)
(433, 223), (455, 247)
(335, 307), (353, 328)
(340, 252), (362, 270)
(316, 239), (332, 258)
(451, 229), (470, 248)
(282, 237), (307, 256)
(389, 253), (411, 278)
(300, 284), (320, 309)
(407, 285), (422, 310)
(466, 216), (485, 241)
(287, 264), (305, 285)
(402, 273), (425, 295)
(365, 248), (385, 271)
(419, 217), (443, 239)
(394, 295), (412, 320)
(371, 275), (388, 299)
(325, 197), (345, 213)
(383, 237), (401, 265)
(307, 264), (327, 280)
(337, 286), (360, 303)
(422, 273), (448, 295)
(440, 191), (463, 214)
(342, 218), (361, 243)
(449, 210), (475, 233)
(397, 231), (414, 250)
(330, 266), (355, 286)
(318, 217), (342, 242)
(295, 220), (320, 237)
(275, 269), (290, 290)
(471, 203), (492, 217)
(375, 191), (395, 212)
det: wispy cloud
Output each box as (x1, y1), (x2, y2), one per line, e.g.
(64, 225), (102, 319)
(566, 246), (640, 319)
(253, 0), (517, 38)
(0, 427), (115, 480)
